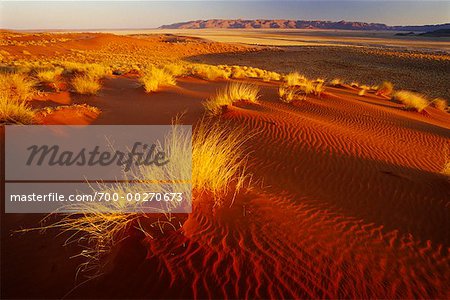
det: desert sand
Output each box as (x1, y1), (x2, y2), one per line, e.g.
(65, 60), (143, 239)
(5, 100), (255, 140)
(1, 30), (449, 299)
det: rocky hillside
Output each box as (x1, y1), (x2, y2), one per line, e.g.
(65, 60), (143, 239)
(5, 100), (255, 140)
(160, 19), (450, 32)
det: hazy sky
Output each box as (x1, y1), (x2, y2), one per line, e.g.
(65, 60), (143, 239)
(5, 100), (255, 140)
(1, 1), (449, 30)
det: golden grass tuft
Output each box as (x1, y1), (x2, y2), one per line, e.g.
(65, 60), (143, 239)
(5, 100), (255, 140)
(204, 82), (260, 115)
(191, 65), (230, 81)
(284, 72), (306, 87)
(358, 85), (370, 96)
(0, 73), (36, 101)
(431, 98), (447, 111)
(330, 78), (344, 87)
(279, 73), (324, 102)
(36, 67), (64, 83)
(377, 81), (394, 96)
(392, 90), (429, 112)
(0, 92), (36, 124)
(279, 85), (297, 103)
(192, 119), (250, 199)
(22, 119), (250, 273)
(140, 66), (176, 93)
(72, 75), (101, 95)
(163, 63), (187, 77)
(59, 62), (111, 79)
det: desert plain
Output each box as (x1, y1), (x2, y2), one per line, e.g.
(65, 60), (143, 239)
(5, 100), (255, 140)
(1, 28), (449, 299)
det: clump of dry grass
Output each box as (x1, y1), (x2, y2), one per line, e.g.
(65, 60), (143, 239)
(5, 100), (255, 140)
(0, 92), (36, 124)
(0, 73), (36, 101)
(279, 73), (324, 102)
(279, 85), (297, 103)
(22, 118), (250, 274)
(85, 64), (111, 79)
(204, 82), (260, 115)
(140, 66), (176, 93)
(72, 75), (101, 95)
(191, 65), (230, 81)
(330, 78), (344, 87)
(163, 63), (187, 77)
(284, 72), (307, 87)
(358, 85), (370, 96)
(377, 81), (394, 97)
(192, 119), (250, 199)
(36, 67), (64, 83)
(431, 98), (447, 111)
(59, 62), (111, 79)
(392, 90), (429, 112)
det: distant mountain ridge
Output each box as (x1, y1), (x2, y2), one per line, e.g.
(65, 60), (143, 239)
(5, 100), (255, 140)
(160, 19), (450, 32)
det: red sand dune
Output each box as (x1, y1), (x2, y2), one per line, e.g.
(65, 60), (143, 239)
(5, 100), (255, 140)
(29, 76), (447, 299)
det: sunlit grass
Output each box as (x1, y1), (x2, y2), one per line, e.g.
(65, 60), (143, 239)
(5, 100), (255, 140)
(377, 81), (394, 97)
(330, 78), (344, 87)
(72, 75), (101, 95)
(431, 98), (447, 111)
(22, 118), (251, 274)
(204, 82), (260, 115)
(284, 72), (306, 87)
(36, 67), (64, 83)
(191, 65), (230, 81)
(392, 90), (429, 112)
(163, 63), (187, 77)
(0, 73), (36, 101)
(140, 66), (176, 92)
(279, 74), (324, 102)
(279, 85), (297, 103)
(0, 92), (36, 124)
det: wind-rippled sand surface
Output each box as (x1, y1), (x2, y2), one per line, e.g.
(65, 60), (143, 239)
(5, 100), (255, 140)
(64, 78), (448, 299)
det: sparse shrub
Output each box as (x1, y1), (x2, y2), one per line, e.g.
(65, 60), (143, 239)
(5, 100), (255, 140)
(0, 73), (36, 101)
(0, 92), (36, 124)
(392, 90), (429, 112)
(431, 98), (447, 111)
(377, 81), (394, 96)
(204, 82), (260, 115)
(140, 67), (176, 93)
(72, 75), (101, 95)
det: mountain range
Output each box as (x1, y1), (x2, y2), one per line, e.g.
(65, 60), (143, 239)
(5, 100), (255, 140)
(160, 19), (450, 32)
